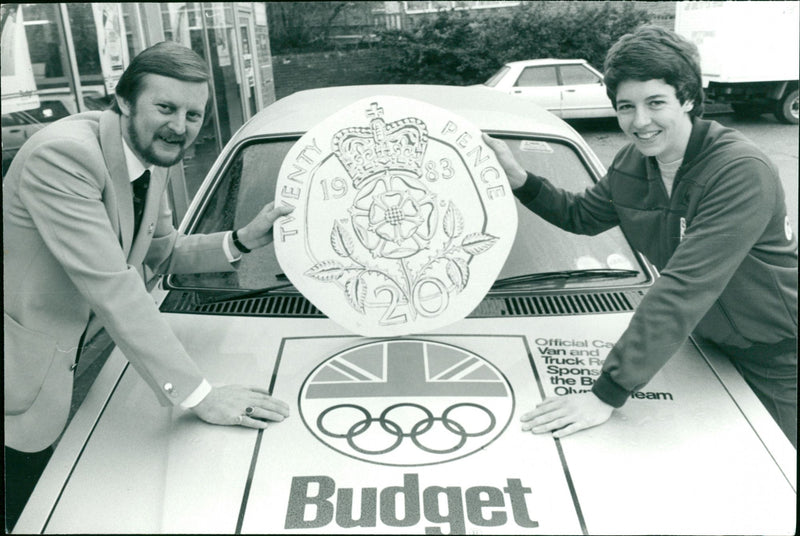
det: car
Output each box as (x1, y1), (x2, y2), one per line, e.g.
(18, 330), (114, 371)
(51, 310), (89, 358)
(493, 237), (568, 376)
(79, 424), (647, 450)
(2, 99), (72, 176)
(484, 58), (617, 119)
(15, 85), (795, 535)
(2, 87), (107, 176)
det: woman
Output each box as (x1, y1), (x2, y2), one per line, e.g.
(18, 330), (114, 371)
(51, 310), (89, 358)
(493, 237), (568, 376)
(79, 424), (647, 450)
(485, 25), (797, 446)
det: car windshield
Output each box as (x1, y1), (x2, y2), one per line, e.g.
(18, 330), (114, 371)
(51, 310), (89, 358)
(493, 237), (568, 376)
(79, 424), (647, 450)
(483, 66), (510, 87)
(170, 135), (646, 292)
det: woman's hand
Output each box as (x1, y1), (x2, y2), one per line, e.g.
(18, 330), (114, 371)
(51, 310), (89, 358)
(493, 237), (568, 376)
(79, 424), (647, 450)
(482, 133), (528, 189)
(521, 392), (614, 438)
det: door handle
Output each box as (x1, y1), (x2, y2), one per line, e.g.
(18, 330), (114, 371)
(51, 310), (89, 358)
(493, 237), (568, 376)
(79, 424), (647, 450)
(513, 90), (522, 94)
(563, 89), (576, 93)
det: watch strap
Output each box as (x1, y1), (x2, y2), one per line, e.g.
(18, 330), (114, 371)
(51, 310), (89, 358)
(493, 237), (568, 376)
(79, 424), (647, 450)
(232, 229), (251, 254)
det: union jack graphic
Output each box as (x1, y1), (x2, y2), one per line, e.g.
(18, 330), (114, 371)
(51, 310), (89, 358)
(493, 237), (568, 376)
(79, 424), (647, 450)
(304, 340), (508, 399)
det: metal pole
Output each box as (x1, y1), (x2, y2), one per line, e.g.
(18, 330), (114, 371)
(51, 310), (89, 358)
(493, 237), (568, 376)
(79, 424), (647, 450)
(200, 2), (224, 154)
(231, 7), (250, 121)
(58, 4), (84, 112)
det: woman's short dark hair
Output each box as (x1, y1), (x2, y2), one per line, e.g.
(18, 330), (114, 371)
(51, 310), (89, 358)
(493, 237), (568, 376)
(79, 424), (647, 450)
(110, 41), (211, 116)
(604, 25), (704, 117)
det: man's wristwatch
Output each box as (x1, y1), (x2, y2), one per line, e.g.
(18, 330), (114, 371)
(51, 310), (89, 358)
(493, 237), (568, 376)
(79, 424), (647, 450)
(232, 229), (251, 254)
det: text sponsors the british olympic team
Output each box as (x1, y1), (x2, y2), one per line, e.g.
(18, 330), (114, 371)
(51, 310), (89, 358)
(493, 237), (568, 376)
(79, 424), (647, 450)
(536, 338), (674, 401)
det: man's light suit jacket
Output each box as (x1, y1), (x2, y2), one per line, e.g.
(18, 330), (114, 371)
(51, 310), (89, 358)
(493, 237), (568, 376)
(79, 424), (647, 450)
(4, 110), (236, 452)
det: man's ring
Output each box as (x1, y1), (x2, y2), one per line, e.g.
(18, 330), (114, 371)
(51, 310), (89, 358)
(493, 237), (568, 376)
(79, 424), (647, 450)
(245, 406), (255, 416)
(235, 415), (243, 425)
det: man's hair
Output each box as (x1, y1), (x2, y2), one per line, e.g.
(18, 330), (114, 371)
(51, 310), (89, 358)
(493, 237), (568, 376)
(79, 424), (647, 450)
(603, 25), (704, 117)
(110, 41), (211, 116)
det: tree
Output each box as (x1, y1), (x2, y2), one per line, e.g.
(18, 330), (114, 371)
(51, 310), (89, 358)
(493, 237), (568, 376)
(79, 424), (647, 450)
(377, 2), (652, 85)
(266, 2), (380, 53)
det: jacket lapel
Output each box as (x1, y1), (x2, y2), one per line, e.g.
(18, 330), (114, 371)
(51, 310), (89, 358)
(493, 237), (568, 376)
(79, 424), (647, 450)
(98, 111), (135, 255)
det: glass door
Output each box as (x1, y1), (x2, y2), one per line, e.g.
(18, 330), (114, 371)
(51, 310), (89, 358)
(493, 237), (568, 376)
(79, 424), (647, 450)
(2, 3), (76, 176)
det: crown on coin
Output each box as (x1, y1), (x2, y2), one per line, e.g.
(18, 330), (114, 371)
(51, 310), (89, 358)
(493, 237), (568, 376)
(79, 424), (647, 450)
(333, 102), (428, 189)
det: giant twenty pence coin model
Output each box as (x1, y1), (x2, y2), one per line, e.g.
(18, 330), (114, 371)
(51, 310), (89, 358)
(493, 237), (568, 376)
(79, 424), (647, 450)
(274, 96), (517, 336)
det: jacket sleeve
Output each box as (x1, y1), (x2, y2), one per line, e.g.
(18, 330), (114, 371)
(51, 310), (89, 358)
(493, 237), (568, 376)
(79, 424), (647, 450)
(18, 138), (206, 406)
(593, 156), (779, 406)
(513, 171), (620, 235)
(144, 191), (237, 275)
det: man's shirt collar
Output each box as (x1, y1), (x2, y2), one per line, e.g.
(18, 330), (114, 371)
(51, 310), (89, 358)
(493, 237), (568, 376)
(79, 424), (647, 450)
(122, 137), (154, 183)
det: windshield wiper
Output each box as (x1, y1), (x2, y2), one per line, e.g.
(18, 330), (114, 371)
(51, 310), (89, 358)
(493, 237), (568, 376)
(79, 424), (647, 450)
(197, 281), (297, 305)
(491, 268), (639, 290)
(196, 269), (638, 304)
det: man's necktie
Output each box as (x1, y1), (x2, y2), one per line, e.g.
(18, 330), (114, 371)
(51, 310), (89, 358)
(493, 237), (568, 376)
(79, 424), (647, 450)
(132, 170), (151, 237)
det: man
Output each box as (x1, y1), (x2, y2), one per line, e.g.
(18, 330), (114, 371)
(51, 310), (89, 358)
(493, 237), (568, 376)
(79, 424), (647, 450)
(485, 25), (797, 446)
(3, 42), (291, 529)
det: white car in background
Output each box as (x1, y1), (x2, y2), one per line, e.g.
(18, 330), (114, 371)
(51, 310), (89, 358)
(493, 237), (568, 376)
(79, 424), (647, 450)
(2, 87), (107, 175)
(484, 59), (616, 119)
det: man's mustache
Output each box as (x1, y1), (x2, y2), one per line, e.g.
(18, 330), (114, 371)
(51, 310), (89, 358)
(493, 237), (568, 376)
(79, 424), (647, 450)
(158, 129), (187, 144)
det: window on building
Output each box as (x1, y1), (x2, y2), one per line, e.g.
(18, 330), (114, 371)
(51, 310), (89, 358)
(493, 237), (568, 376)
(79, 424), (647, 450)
(121, 4), (145, 64)
(1, 3), (75, 175)
(68, 4), (120, 111)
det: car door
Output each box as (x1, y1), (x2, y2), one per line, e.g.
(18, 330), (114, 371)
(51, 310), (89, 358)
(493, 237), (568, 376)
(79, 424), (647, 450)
(2, 111), (38, 174)
(558, 63), (614, 119)
(2, 111), (30, 151)
(510, 65), (562, 116)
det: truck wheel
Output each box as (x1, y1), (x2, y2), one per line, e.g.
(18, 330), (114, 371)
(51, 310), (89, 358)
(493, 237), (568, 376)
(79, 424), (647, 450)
(774, 89), (799, 124)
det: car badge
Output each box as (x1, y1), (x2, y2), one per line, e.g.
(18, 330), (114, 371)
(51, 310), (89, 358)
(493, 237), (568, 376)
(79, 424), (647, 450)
(147, 222), (155, 235)
(275, 95), (517, 336)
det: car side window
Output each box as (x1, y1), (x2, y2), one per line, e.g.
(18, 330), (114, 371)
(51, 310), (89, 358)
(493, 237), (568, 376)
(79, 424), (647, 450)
(515, 66), (558, 87)
(559, 65), (601, 86)
(1, 113), (23, 126)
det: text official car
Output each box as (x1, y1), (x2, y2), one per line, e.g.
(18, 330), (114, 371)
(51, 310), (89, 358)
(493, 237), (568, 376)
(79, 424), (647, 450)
(484, 59), (616, 119)
(17, 85), (795, 535)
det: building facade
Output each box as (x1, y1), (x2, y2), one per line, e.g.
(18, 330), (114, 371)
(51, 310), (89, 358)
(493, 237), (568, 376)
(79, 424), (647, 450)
(1, 2), (276, 220)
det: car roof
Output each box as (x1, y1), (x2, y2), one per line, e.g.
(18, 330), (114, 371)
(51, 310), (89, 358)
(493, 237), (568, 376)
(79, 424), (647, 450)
(233, 84), (581, 142)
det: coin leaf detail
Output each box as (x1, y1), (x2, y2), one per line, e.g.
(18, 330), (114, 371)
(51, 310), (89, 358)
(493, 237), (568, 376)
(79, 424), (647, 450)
(461, 233), (499, 256)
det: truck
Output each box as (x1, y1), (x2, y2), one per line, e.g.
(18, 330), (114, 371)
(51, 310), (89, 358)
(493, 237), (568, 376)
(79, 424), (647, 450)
(674, 1), (799, 124)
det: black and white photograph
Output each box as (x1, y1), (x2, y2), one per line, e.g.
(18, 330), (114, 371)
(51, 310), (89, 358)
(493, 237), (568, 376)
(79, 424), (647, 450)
(3, 2), (797, 534)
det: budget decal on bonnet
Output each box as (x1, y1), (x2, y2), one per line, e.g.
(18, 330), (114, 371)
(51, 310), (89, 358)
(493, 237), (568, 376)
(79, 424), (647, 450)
(238, 335), (586, 535)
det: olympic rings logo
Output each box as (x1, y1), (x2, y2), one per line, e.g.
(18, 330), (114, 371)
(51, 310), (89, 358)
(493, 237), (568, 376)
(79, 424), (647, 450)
(299, 339), (514, 466)
(317, 402), (496, 456)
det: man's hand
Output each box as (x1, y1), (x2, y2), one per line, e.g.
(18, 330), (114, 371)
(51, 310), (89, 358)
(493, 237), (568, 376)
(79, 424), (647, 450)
(191, 385), (290, 429)
(521, 392), (613, 438)
(482, 133), (528, 189)
(232, 201), (293, 252)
